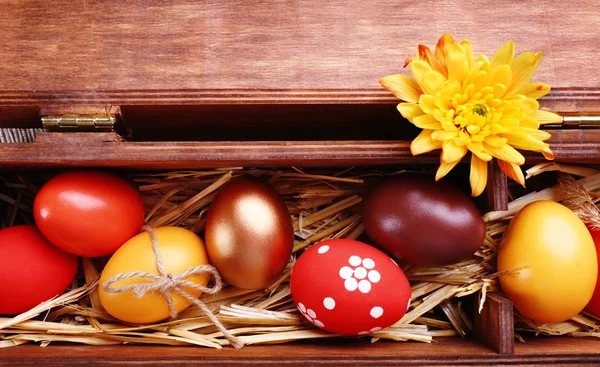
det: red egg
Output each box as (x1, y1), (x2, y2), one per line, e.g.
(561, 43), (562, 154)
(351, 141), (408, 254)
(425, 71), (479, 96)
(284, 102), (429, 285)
(585, 226), (600, 317)
(34, 170), (145, 257)
(290, 239), (411, 335)
(0, 225), (78, 315)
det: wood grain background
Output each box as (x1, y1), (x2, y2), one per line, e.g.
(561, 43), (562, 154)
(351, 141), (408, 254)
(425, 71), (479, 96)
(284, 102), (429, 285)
(0, 0), (597, 92)
(0, 0), (597, 128)
(2, 338), (600, 366)
(0, 129), (597, 169)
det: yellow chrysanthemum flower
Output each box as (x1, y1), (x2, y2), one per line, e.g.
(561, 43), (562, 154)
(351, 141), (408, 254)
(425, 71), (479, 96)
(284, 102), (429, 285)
(380, 34), (561, 196)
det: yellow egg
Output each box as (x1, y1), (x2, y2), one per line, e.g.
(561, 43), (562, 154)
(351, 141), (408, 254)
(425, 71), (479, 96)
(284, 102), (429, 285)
(99, 226), (210, 324)
(498, 200), (598, 323)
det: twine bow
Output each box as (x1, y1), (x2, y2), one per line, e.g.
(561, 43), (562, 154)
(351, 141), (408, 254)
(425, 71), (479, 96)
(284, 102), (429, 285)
(103, 225), (244, 349)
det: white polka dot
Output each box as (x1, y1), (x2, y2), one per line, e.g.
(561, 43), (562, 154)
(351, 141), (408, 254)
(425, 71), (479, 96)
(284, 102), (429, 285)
(368, 270), (381, 283)
(345, 277), (358, 291)
(349, 256), (362, 266)
(358, 280), (371, 293)
(370, 306), (384, 319)
(323, 297), (336, 310)
(339, 266), (353, 280)
(314, 319), (324, 328)
(354, 267), (367, 279)
(370, 327), (382, 333)
(358, 331), (369, 335)
(307, 309), (316, 318)
(407, 298), (412, 311)
(298, 303), (306, 313)
(306, 315), (313, 322)
(362, 258), (375, 269)
(318, 245), (330, 254)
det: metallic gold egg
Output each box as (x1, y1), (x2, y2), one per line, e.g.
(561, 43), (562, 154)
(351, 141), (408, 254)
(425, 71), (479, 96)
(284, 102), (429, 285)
(205, 176), (293, 289)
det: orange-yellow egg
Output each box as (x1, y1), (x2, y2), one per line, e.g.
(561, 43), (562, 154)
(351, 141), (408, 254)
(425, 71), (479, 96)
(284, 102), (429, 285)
(99, 226), (210, 324)
(498, 200), (598, 323)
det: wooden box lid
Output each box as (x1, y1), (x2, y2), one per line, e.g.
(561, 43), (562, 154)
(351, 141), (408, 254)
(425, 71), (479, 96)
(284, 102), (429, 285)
(0, 0), (598, 129)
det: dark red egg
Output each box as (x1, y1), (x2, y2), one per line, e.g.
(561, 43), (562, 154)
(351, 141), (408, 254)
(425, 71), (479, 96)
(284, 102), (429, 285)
(363, 173), (485, 266)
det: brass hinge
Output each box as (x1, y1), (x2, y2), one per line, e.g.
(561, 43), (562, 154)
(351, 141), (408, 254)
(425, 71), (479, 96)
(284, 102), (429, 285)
(545, 115), (600, 128)
(41, 115), (115, 130)
(561, 115), (600, 128)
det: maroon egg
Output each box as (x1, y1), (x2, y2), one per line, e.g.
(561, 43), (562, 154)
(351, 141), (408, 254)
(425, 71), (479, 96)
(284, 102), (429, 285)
(363, 173), (485, 266)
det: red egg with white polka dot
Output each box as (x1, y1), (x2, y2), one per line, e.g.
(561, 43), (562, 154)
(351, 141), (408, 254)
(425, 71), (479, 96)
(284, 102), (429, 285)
(290, 238), (411, 335)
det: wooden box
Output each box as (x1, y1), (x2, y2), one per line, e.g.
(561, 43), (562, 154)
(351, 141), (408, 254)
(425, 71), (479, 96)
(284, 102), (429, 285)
(1, 1), (600, 365)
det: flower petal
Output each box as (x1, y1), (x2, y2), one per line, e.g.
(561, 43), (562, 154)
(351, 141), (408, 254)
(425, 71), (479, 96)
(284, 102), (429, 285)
(413, 114), (442, 130)
(440, 116), (460, 132)
(519, 117), (540, 129)
(454, 130), (472, 146)
(498, 160), (525, 187)
(397, 103), (425, 122)
(476, 54), (492, 71)
(410, 129), (443, 155)
(510, 96), (540, 116)
(502, 106), (524, 119)
(379, 74), (423, 103)
(498, 134), (554, 161)
(513, 127), (552, 141)
(484, 143), (525, 165)
(491, 40), (515, 67)
(432, 129), (459, 141)
(446, 43), (469, 84)
(484, 134), (508, 148)
(417, 44), (446, 76)
(499, 132), (549, 152)
(434, 34), (458, 73)
(463, 61), (485, 88)
(435, 94), (453, 111)
(440, 79), (462, 100)
(492, 83), (507, 99)
(435, 159), (460, 181)
(422, 70), (447, 95)
(516, 82), (551, 99)
(541, 146), (555, 160)
(410, 60), (433, 86)
(470, 154), (488, 196)
(471, 70), (491, 94)
(506, 51), (543, 96)
(468, 142), (493, 161)
(442, 140), (468, 163)
(534, 110), (562, 124)
(404, 56), (418, 68)
(418, 94), (436, 115)
(490, 65), (512, 91)
(460, 39), (475, 66)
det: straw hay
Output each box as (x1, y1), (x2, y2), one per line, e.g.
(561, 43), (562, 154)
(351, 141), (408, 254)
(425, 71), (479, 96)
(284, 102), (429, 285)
(1, 163), (600, 348)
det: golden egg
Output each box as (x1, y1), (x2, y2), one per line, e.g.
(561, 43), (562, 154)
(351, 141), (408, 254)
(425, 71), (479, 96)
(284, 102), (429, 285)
(498, 200), (598, 323)
(205, 176), (294, 289)
(99, 226), (210, 324)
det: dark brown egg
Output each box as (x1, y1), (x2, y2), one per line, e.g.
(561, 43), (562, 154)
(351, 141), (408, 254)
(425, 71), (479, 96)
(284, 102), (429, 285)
(205, 176), (293, 289)
(363, 173), (485, 266)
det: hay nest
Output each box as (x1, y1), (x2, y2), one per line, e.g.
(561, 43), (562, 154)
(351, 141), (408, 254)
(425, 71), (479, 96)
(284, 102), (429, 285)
(1, 164), (599, 348)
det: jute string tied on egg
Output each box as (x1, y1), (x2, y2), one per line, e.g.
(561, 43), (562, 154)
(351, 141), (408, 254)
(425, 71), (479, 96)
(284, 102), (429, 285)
(102, 225), (244, 349)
